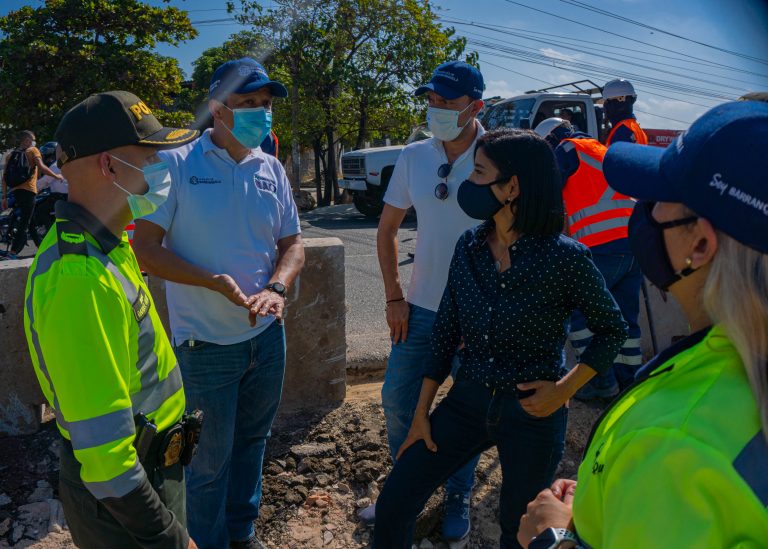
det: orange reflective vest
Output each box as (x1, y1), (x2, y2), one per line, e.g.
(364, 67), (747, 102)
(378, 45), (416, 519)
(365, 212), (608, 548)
(562, 138), (636, 248)
(606, 118), (648, 146)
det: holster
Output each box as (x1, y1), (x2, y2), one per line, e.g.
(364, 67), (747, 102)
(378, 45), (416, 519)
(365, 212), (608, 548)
(180, 409), (204, 466)
(134, 409), (203, 469)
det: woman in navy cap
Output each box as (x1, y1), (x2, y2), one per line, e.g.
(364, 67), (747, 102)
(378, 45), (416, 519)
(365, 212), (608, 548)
(518, 100), (768, 549)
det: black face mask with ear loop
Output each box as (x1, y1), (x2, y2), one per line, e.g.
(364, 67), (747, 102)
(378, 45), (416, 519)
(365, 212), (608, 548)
(457, 178), (509, 220)
(628, 201), (699, 291)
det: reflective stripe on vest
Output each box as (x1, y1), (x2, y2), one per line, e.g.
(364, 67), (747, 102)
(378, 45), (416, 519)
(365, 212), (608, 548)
(562, 138), (635, 247)
(606, 118), (649, 146)
(26, 231), (183, 453)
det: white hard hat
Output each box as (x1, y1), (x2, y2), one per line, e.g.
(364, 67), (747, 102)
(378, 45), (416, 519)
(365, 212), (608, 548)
(602, 78), (636, 99)
(534, 117), (567, 138)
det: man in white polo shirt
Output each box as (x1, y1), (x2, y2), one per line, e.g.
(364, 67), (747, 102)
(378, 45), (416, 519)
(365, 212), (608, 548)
(133, 58), (304, 549)
(374, 61), (486, 541)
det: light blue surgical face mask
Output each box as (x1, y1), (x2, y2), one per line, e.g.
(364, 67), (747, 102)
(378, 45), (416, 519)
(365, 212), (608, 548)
(426, 102), (474, 142)
(110, 156), (171, 219)
(222, 105), (272, 149)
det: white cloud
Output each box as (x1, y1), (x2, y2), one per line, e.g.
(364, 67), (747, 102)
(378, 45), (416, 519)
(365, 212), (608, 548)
(484, 79), (525, 99)
(540, 48), (580, 62)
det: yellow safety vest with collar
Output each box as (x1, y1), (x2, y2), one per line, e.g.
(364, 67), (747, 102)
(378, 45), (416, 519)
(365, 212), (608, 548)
(24, 202), (185, 500)
(573, 325), (768, 547)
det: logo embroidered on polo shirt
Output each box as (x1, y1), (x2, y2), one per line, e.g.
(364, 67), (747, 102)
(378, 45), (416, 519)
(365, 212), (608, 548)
(189, 176), (222, 185)
(254, 174), (277, 193)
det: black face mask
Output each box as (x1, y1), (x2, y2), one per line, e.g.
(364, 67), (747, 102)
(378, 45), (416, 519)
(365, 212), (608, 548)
(604, 99), (634, 125)
(628, 201), (699, 291)
(457, 178), (507, 220)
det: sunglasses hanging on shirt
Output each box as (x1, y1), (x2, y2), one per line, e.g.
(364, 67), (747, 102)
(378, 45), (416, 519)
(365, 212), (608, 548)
(434, 162), (452, 201)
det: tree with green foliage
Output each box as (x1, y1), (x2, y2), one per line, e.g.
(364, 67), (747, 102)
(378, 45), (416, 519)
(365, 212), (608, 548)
(230, 0), (475, 205)
(0, 0), (196, 146)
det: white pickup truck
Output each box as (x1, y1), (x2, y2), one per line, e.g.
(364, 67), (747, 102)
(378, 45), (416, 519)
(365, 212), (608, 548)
(339, 126), (430, 218)
(340, 80), (677, 217)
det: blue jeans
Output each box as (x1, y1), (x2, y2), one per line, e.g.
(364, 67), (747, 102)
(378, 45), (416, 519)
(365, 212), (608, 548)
(570, 252), (643, 390)
(381, 304), (480, 497)
(175, 321), (286, 549)
(375, 376), (568, 548)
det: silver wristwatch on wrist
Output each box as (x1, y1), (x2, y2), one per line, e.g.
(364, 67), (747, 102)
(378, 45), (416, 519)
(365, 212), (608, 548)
(529, 527), (578, 549)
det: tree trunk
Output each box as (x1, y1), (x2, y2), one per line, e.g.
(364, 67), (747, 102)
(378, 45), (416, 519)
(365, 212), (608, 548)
(324, 125), (340, 205)
(290, 67), (301, 193)
(313, 138), (323, 206)
(355, 95), (369, 150)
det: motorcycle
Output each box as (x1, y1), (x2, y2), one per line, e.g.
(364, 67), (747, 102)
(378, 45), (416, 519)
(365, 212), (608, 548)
(0, 189), (67, 254)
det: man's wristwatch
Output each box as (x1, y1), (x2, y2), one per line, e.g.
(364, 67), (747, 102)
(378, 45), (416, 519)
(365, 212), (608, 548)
(529, 528), (578, 549)
(265, 281), (287, 297)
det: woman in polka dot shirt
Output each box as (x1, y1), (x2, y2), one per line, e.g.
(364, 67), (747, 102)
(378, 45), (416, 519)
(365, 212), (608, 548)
(374, 129), (628, 548)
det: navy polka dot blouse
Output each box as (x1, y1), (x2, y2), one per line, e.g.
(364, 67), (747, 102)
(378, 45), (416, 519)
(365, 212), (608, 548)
(425, 221), (628, 389)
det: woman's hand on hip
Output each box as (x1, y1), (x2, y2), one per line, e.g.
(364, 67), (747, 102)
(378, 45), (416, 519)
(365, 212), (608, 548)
(396, 412), (437, 460)
(517, 380), (569, 417)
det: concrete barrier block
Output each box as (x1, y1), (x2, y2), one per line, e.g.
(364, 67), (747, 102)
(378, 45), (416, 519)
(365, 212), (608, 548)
(147, 237), (347, 412)
(1, 237), (347, 437)
(0, 259), (45, 436)
(282, 238), (347, 410)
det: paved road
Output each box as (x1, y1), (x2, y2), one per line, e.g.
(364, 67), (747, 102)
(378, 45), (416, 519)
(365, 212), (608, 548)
(300, 204), (417, 370)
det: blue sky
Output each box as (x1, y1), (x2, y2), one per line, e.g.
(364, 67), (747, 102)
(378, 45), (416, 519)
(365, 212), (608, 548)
(4, 0), (768, 129)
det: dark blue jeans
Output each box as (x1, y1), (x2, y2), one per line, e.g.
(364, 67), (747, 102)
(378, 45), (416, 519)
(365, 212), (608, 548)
(175, 321), (286, 549)
(570, 252), (643, 389)
(375, 376), (568, 548)
(382, 303), (480, 497)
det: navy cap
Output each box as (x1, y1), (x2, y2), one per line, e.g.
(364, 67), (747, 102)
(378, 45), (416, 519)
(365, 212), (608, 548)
(604, 101), (768, 253)
(415, 61), (485, 100)
(209, 58), (288, 100)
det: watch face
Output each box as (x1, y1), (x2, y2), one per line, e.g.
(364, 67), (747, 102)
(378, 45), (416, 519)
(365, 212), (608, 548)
(529, 529), (558, 549)
(269, 282), (286, 295)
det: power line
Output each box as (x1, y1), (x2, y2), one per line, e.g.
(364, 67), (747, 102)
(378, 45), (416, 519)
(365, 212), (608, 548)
(456, 26), (749, 97)
(189, 18), (238, 24)
(468, 40), (736, 101)
(501, 0), (768, 79)
(441, 17), (767, 89)
(456, 29), (730, 108)
(466, 36), (738, 100)
(477, 57), (696, 125)
(441, 16), (768, 81)
(559, 0), (768, 66)
(479, 58), (556, 86)
(633, 108), (693, 125)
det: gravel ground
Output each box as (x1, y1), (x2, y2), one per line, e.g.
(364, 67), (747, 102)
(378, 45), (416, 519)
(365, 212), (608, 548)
(0, 380), (604, 548)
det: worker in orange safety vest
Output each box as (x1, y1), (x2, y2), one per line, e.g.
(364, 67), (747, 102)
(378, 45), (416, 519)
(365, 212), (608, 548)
(535, 117), (643, 401)
(602, 78), (648, 146)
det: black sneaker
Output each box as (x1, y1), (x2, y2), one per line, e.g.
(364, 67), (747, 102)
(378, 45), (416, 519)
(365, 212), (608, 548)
(230, 536), (267, 549)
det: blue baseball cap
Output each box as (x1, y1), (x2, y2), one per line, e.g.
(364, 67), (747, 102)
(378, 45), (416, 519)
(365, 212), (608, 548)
(209, 58), (288, 100)
(604, 101), (768, 253)
(415, 61), (485, 100)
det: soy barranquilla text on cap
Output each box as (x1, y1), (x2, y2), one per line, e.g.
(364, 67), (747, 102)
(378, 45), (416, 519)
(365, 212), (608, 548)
(603, 101), (768, 254)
